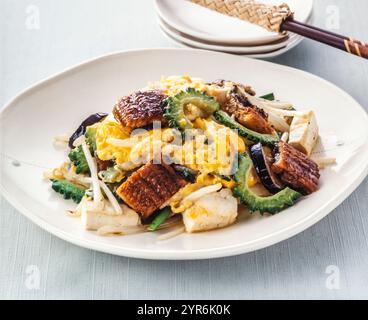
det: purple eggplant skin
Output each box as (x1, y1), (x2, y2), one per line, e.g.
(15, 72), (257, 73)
(68, 113), (108, 148)
(249, 143), (284, 194)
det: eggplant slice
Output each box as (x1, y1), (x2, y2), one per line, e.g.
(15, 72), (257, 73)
(249, 143), (284, 194)
(68, 113), (108, 148)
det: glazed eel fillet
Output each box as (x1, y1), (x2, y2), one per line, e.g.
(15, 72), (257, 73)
(272, 141), (320, 195)
(117, 162), (188, 219)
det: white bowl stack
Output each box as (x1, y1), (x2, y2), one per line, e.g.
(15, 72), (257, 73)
(155, 0), (314, 58)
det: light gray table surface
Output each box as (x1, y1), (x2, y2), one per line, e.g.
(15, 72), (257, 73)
(1, 0), (368, 300)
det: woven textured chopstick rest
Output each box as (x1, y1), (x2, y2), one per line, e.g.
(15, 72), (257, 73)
(189, 0), (293, 33)
(189, 0), (368, 59)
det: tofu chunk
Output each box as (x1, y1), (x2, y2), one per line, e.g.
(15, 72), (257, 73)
(288, 111), (319, 156)
(183, 189), (238, 233)
(82, 205), (140, 231)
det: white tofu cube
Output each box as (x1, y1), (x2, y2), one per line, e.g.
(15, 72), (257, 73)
(82, 205), (140, 231)
(288, 111), (319, 156)
(183, 189), (238, 233)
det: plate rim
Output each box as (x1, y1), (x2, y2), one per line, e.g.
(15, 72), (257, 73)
(160, 26), (305, 58)
(158, 17), (295, 53)
(154, 0), (314, 45)
(1, 48), (368, 260)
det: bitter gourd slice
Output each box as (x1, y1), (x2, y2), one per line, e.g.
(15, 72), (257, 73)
(164, 88), (220, 130)
(214, 110), (279, 147)
(234, 153), (301, 214)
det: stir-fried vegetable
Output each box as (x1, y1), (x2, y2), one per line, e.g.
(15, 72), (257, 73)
(214, 110), (279, 146)
(68, 146), (89, 174)
(164, 88), (220, 130)
(249, 143), (284, 193)
(172, 165), (198, 183)
(148, 208), (172, 231)
(99, 167), (124, 183)
(234, 153), (301, 214)
(85, 126), (98, 153)
(51, 179), (86, 203)
(259, 93), (275, 101)
(68, 113), (108, 148)
(81, 139), (104, 207)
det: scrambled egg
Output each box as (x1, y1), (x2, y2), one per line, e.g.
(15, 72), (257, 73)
(96, 114), (246, 177)
(191, 118), (246, 176)
(149, 75), (207, 96)
(96, 118), (179, 169)
(96, 119), (132, 164)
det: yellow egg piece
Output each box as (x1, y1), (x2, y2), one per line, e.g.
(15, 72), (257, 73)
(149, 75), (207, 96)
(96, 119), (132, 164)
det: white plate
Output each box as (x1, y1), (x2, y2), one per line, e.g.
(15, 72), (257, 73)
(155, 0), (314, 45)
(245, 36), (304, 58)
(1, 49), (367, 260)
(159, 17), (297, 54)
(161, 24), (304, 58)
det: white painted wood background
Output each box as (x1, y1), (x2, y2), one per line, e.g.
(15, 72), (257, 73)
(0, 0), (367, 300)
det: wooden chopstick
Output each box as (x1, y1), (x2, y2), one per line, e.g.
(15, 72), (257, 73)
(285, 20), (349, 41)
(286, 19), (368, 48)
(282, 19), (368, 59)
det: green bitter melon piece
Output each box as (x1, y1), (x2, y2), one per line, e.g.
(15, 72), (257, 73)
(234, 153), (302, 214)
(85, 126), (98, 153)
(68, 145), (90, 175)
(164, 88), (220, 130)
(51, 179), (86, 204)
(214, 110), (279, 147)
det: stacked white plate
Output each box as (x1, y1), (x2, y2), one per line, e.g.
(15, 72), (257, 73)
(155, 0), (314, 58)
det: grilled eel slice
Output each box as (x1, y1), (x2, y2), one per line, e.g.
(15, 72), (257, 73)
(207, 80), (273, 134)
(272, 142), (320, 195)
(113, 90), (167, 128)
(116, 162), (188, 219)
(223, 93), (273, 134)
